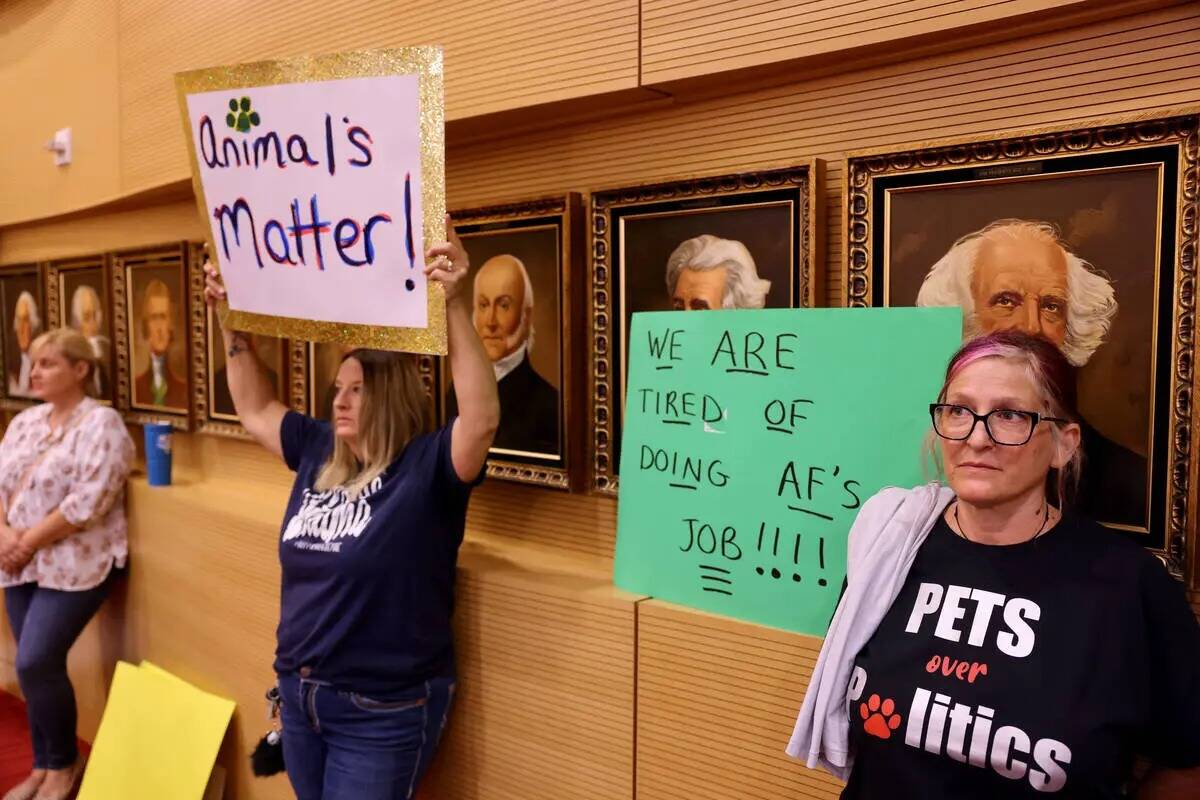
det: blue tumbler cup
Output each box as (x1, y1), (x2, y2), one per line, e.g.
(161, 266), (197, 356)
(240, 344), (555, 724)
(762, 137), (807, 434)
(144, 422), (173, 487)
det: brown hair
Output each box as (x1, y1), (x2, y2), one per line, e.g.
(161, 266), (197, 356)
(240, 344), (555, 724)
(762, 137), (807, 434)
(927, 330), (1082, 505)
(314, 349), (432, 498)
(30, 328), (97, 393)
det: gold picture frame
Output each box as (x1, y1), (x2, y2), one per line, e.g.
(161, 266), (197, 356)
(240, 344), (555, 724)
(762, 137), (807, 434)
(590, 162), (823, 495)
(844, 114), (1199, 585)
(174, 46), (448, 355)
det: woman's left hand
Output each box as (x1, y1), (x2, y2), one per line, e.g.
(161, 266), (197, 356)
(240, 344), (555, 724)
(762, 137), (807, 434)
(424, 216), (471, 305)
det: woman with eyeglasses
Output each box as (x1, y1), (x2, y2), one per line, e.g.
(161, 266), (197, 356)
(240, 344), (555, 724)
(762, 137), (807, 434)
(790, 329), (1200, 798)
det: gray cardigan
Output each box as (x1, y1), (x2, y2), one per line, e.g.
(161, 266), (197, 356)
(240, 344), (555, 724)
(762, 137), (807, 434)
(786, 483), (955, 779)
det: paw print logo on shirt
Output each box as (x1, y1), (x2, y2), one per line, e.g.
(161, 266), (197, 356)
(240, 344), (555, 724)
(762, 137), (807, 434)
(226, 96), (261, 133)
(860, 694), (902, 739)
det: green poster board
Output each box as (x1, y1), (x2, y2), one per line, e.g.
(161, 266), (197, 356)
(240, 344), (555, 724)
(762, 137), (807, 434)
(614, 307), (962, 636)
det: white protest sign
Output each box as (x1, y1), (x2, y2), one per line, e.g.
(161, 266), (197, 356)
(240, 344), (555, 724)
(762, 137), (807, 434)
(177, 48), (446, 353)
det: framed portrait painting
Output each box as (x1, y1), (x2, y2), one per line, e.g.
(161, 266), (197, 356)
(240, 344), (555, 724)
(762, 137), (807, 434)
(590, 164), (822, 494)
(187, 243), (306, 436)
(844, 115), (1199, 582)
(47, 255), (115, 404)
(443, 194), (584, 489)
(113, 244), (192, 428)
(0, 264), (46, 410)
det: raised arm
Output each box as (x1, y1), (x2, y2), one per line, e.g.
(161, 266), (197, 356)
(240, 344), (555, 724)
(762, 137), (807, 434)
(204, 262), (288, 459)
(426, 218), (500, 482)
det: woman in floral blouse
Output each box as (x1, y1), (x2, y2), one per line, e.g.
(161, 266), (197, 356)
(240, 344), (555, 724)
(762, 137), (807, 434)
(0, 328), (133, 800)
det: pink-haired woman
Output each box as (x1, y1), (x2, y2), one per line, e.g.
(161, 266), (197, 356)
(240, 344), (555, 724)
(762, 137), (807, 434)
(790, 330), (1200, 798)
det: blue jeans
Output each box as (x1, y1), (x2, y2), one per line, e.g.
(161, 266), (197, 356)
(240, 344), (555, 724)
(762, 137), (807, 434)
(4, 572), (116, 769)
(279, 672), (455, 800)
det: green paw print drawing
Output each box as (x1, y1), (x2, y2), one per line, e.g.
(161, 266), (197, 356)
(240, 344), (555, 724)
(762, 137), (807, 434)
(225, 97), (261, 133)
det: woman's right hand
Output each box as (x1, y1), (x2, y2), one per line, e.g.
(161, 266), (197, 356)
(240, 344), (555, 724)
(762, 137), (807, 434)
(0, 522), (21, 568)
(203, 260), (228, 311)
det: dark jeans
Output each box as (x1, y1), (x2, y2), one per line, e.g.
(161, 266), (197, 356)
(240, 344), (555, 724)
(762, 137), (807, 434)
(279, 672), (455, 800)
(4, 571), (116, 769)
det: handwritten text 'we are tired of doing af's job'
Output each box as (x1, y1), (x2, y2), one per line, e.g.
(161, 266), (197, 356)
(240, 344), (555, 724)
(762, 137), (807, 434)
(635, 325), (864, 594)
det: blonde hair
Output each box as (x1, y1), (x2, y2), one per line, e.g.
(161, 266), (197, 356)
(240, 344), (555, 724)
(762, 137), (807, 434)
(314, 350), (431, 498)
(30, 328), (97, 393)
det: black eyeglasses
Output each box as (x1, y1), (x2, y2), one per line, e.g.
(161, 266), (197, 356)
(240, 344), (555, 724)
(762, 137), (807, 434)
(929, 403), (1068, 447)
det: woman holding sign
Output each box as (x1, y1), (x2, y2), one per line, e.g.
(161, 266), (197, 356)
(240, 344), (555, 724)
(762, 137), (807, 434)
(789, 330), (1200, 798)
(203, 220), (498, 800)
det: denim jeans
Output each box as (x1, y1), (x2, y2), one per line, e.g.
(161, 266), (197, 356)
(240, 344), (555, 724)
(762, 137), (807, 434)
(279, 672), (455, 800)
(4, 571), (117, 769)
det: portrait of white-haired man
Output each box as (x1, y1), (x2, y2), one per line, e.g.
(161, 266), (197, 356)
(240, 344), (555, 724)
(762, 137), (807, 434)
(665, 234), (772, 311)
(7, 291), (42, 398)
(447, 254), (559, 456)
(69, 284), (111, 398)
(916, 218), (1146, 526)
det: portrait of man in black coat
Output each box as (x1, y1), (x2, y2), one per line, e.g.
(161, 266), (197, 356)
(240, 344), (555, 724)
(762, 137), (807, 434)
(446, 254), (559, 457)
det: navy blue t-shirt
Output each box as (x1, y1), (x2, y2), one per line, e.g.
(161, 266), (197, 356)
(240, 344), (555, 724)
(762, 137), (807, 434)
(274, 411), (479, 694)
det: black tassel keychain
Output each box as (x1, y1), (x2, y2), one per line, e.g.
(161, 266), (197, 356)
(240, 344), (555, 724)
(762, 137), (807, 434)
(251, 685), (286, 777)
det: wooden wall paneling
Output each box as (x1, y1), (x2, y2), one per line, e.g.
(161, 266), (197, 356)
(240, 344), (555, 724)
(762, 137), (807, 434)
(419, 535), (639, 800)
(465, 479), (619, 559)
(0, 0), (121, 226)
(640, 0), (1106, 84)
(117, 0), (639, 194)
(636, 600), (842, 800)
(0, 197), (205, 266)
(448, 3), (1200, 309)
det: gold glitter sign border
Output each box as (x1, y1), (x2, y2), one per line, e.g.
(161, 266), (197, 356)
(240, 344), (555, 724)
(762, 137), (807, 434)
(174, 46), (447, 355)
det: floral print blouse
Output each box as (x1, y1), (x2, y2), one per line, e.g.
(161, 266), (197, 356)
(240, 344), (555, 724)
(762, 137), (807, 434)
(0, 398), (134, 590)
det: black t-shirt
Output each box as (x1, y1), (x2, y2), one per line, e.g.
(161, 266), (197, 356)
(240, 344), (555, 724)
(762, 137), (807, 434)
(273, 411), (480, 694)
(842, 510), (1200, 799)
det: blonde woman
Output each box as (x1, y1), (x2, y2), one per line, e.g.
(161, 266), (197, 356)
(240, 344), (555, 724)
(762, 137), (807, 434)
(203, 220), (499, 800)
(0, 329), (133, 800)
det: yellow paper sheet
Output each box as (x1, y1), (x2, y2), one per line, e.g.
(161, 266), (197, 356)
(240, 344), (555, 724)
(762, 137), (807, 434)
(77, 661), (235, 800)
